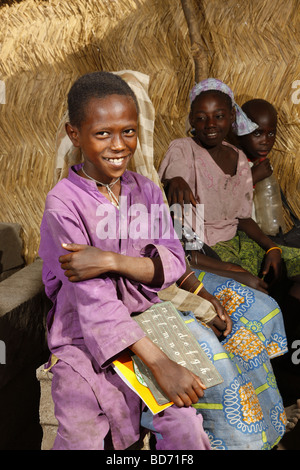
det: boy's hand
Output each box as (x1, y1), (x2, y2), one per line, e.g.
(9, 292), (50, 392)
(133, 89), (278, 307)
(59, 243), (164, 286)
(251, 158), (273, 185)
(59, 243), (114, 281)
(150, 355), (206, 407)
(130, 337), (206, 408)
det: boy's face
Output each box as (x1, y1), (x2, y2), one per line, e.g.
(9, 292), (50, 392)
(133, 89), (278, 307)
(66, 94), (138, 184)
(239, 111), (277, 162)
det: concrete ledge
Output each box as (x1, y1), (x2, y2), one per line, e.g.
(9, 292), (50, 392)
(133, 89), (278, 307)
(0, 257), (46, 316)
(36, 365), (58, 450)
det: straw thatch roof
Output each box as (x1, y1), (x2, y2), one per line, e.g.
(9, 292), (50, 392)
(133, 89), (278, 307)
(1, 0), (300, 263)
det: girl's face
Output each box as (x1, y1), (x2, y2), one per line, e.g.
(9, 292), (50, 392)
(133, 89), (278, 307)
(239, 112), (277, 162)
(189, 91), (235, 148)
(66, 94), (138, 184)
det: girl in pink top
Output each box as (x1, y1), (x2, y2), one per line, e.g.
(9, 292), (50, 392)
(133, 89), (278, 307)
(159, 78), (300, 300)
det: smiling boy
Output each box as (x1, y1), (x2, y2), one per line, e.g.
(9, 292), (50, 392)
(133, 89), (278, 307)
(39, 71), (210, 451)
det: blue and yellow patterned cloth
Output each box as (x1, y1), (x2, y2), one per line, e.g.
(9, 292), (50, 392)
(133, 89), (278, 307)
(181, 270), (288, 450)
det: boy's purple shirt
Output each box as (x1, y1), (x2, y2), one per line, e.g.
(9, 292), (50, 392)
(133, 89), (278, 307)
(39, 165), (186, 449)
(39, 164), (186, 369)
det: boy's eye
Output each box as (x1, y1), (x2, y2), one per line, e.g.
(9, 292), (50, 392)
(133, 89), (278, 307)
(96, 131), (109, 137)
(123, 128), (136, 136)
(253, 130), (261, 137)
(216, 114), (224, 119)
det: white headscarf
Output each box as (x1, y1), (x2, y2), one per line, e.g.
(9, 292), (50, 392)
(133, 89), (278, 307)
(189, 78), (258, 136)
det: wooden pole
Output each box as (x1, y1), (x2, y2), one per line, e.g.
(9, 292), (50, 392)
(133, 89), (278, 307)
(180, 0), (208, 82)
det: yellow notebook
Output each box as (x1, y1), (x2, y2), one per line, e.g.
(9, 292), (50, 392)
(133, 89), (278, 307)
(113, 351), (173, 415)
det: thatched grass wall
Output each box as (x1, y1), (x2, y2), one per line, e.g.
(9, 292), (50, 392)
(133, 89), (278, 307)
(1, 0), (299, 264)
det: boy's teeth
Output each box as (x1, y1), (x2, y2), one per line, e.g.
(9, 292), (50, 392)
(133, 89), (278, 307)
(106, 157), (124, 163)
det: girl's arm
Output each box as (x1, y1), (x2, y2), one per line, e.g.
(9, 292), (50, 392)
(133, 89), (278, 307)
(188, 249), (269, 293)
(238, 217), (282, 281)
(177, 265), (232, 337)
(237, 217), (277, 249)
(129, 336), (206, 407)
(59, 243), (164, 286)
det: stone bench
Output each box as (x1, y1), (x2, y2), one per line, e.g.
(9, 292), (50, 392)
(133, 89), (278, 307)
(36, 365), (58, 450)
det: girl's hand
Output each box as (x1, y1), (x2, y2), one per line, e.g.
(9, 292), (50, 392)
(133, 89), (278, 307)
(222, 263), (270, 292)
(164, 177), (197, 209)
(224, 262), (249, 273)
(59, 243), (115, 282)
(261, 248), (282, 284)
(229, 270), (269, 293)
(198, 287), (232, 337)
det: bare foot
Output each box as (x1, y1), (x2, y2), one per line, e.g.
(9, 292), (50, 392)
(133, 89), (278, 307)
(285, 399), (300, 432)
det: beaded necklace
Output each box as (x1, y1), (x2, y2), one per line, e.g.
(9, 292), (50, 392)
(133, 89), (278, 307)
(82, 167), (120, 208)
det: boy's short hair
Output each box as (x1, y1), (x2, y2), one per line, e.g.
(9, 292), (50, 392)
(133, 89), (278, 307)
(241, 99), (277, 123)
(68, 71), (139, 128)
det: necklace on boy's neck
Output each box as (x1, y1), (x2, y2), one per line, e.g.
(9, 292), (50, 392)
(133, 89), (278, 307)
(81, 167), (120, 209)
